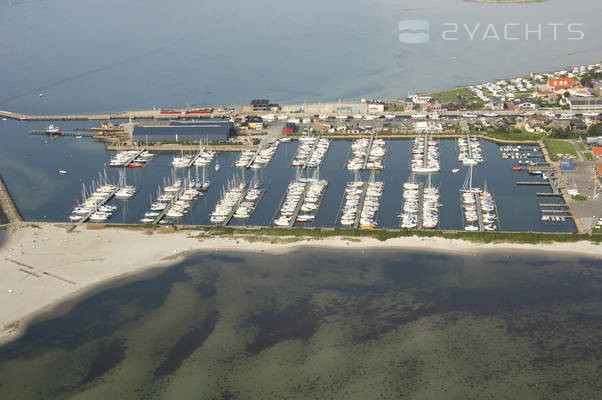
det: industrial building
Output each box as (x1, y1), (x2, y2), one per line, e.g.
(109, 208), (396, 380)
(132, 120), (233, 143)
(250, 99), (270, 111)
(569, 97), (602, 111)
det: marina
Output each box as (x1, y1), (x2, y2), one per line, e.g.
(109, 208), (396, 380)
(0, 120), (580, 233)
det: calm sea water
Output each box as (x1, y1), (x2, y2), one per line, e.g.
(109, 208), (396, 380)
(0, 119), (574, 232)
(0, 249), (600, 399)
(0, 0), (600, 114)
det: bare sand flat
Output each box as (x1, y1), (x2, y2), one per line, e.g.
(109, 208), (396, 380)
(0, 223), (600, 345)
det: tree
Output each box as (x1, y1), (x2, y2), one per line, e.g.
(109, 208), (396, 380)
(587, 123), (602, 136)
(580, 71), (602, 87)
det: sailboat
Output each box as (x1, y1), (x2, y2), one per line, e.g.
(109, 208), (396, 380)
(115, 168), (136, 199)
(461, 165), (479, 231)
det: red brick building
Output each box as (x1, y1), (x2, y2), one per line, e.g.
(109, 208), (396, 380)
(548, 78), (574, 90)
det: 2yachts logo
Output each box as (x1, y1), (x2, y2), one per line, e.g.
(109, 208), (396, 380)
(399, 20), (585, 43)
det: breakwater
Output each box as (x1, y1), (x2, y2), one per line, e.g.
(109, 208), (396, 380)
(0, 175), (23, 224)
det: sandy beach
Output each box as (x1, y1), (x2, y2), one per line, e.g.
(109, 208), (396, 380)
(0, 223), (600, 345)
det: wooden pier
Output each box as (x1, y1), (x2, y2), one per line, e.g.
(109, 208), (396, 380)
(474, 192), (485, 232)
(362, 133), (375, 170)
(29, 130), (96, 138)
(288, 182), (310, 228)
(152, 199), (174, 225)
(185, 146), (206, 168)
(246, 146), (262, 169)
(74, 188), (118, 226)
(541, 209), (571, 214)
(516, 181), (550, 186)
(417, 182), (424, 231)
(110, 148), (146, 167)
(223, 187), (248, 226)
(301, 134), (323, 170)
(536, 192), (562, 197)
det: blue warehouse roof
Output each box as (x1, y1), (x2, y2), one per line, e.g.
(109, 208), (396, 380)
(132, 120), (233, 142)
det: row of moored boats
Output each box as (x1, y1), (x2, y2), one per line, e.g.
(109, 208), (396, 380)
(457, 136), (484, 165)
(291, 137), (330, 168)
(273, 177), (328, 226)
(411, 136), (440, 173)
(109, 149), (154, 168)
(461, 187), (498, 231)
(346, 137), (386, 171)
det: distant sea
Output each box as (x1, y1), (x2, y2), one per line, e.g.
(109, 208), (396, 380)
(0, 249), (600, 399)
(0, 0), (601, 115)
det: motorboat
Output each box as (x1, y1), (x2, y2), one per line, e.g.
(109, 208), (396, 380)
(45, 124), (62, 134)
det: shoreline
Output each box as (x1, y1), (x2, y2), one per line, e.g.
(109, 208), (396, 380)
(0, 223), (600, 347)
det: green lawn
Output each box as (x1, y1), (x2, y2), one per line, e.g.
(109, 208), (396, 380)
(577, 141), (586, 151)
(544, 139), (578, 161)
(484, 130), (545, 142)
(428, 87), (483, 106)
(584, 152), (595, 161)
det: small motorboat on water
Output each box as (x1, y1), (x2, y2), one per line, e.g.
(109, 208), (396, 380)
(45, 124), (62, 134)
(58, 170), (68, 175)
(452, 168), (460, 173)
(214, 162), (220, 172)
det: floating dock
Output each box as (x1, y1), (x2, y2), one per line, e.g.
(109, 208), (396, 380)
(362, 133), (375, 170)
(288, 183), (309, 228)
(417, 182), (424, 231)
(74, 188), (118, 226)
(222, 187), (249, 226)
(353, 183), (369, 229)
(516, 181), (550, 186)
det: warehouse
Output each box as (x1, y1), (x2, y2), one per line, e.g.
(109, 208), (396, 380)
(132, 120), (233, 143)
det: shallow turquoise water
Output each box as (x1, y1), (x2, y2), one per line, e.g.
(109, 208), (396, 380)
(0, 249), (600, 399)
